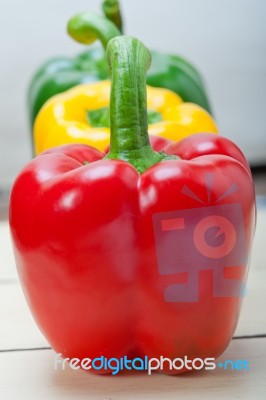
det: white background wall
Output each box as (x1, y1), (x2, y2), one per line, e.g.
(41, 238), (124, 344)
(0, 0), (265, 189)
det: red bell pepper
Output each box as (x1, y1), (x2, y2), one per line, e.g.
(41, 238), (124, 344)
(10, 36), (255, 374)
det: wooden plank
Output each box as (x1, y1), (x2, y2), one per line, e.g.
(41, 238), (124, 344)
(0, 338), (265, 399)
(0, 284), (48, 350)
(0, 221), (17, 281)
(250, 207), (266, 267)
(235, 266), (266, 336)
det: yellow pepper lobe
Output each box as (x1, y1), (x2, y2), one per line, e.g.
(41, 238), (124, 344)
(34, 80), (218, 155)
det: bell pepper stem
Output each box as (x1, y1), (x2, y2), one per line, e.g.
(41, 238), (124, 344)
(67, 12), (120, 49)
(102, 0), (123, 33)
(105, 36), (178, 173)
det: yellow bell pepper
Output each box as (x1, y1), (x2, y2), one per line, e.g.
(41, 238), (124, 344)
(34, 80), (218, 154)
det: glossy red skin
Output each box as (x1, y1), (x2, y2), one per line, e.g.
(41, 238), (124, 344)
(9, 134), (255, 374)
(165, 133), (251, 174)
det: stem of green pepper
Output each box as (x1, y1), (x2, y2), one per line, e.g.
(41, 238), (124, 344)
(67, 12), (120, 49)
(102, 0), (123, 33)
(105, 36), (178, 174)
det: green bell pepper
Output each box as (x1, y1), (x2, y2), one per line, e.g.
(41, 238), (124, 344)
(28, 0), (212, 129)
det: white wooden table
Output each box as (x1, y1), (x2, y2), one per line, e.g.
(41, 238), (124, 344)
(1, 206), (266, 399)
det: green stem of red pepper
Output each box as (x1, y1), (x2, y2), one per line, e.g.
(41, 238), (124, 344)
(105, 36), (177, 173)
(67, 12), (120, 49)
(102, 0), (123, 33)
